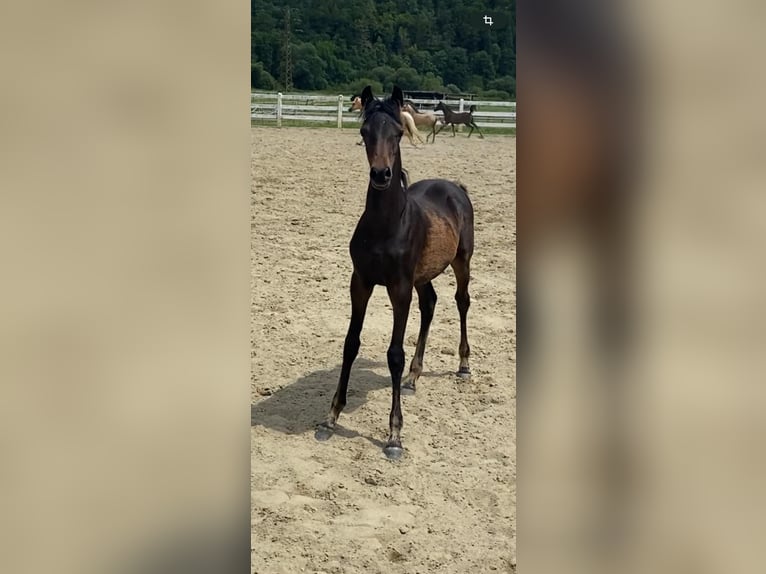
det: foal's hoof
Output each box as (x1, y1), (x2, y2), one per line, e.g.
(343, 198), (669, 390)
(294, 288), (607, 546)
(383, 444), (404, 461)
(314, 423), (335, 442)
(457, 367), (472, 379)
(401, 382), (416, 395)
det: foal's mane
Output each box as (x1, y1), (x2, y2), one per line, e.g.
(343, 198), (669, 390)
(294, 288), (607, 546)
(361, 97), (402, 125)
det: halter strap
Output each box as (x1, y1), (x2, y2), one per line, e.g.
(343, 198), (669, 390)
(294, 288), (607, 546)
(400, 168), (410, 191)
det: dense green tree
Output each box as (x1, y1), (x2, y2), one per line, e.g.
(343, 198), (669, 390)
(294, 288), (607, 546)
(251, 61), (277, 90)
(467, 75), (486, 94)
(420, 72), (444, 91)
(292, 44), (328, 90)
(482, 89), (511, 100)
(370, 65), (396, 86)
(393, 67), (421, 90)
(488, 75), (516, 95)
(347, 78), (383, 95)
(406, 49), (435, 75)
(441, 47), (469, 89)
(471, 51), (495, 79)
(252, 0), (515, 98)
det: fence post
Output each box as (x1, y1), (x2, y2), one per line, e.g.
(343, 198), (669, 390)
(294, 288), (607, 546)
(337, 95), (343, 129)
(458, 98), (465, 132)
(276, 92), (283, 128)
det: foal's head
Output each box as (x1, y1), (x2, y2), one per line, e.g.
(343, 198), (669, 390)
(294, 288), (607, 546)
(359, 85), (405, 190)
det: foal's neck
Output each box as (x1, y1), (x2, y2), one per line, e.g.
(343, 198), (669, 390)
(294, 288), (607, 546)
(364, 151), (407, 234)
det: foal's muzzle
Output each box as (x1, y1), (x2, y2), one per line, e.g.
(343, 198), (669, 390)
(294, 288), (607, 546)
(369, 166), (392, 189)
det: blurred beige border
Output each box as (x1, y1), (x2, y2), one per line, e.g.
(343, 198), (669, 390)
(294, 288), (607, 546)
(0, 2), (250, 573)
(519, 1), (766, 573)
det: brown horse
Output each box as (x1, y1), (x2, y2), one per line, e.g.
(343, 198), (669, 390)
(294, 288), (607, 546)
(316, 85), (475, 460)
(402, 102), (444, 143)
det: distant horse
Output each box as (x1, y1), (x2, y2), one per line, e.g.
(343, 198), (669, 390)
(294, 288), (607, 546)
(434, 101), (484, 139)
(402, 102), (444, 143)
(349, 96), (367, 146)
(315, 85), (475, 460)
(350, 96), (425, 146)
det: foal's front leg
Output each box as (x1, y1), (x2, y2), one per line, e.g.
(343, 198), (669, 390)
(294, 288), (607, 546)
(383, 280), (412, 460)
(431, 122), (444, 142)
(315, 272), (373, 441)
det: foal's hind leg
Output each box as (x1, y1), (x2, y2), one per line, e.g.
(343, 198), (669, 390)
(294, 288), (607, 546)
(451, 257), (472, 378)
(315, 272), (373, 441)
(401, 282), (437, 395)
(472, 122), (485, 139)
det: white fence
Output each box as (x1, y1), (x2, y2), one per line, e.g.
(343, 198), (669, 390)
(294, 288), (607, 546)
(251, 92), (516, 129)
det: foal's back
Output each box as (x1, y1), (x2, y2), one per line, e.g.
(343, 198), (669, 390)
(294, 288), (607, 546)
(408, 179), (473, 228)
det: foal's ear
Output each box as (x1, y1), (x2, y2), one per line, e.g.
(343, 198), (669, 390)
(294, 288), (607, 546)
(391, 85), (404, 108)
(361, 85), (374, 107)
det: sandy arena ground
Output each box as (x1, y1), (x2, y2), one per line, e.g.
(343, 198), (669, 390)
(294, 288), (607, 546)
(251, 126), (516, 574)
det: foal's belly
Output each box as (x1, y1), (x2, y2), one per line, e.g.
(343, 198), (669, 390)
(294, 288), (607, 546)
(414, 216), (459, 286)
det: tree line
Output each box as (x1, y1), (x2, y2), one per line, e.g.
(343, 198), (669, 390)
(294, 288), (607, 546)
(252, 0), (515, 99)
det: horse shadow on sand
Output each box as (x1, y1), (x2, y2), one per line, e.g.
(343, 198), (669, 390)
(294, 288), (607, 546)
(251, 357), (395, 447)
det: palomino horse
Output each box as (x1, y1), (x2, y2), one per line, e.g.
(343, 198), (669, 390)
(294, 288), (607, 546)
(402, 102), (443, 143)
(434, 101), (484, 139)
(350, 96), (425, 146)
(316, 85), (474, 460)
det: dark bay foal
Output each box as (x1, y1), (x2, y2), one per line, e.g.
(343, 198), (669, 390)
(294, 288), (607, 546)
(434, 101), (484, 139)
(315, 85), (475, 460)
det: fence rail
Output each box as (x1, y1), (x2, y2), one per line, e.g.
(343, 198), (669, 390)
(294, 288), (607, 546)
(251, 92), (516, 129)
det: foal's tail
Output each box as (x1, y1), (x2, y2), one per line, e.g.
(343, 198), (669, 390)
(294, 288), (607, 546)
(469, 104), (477, 113)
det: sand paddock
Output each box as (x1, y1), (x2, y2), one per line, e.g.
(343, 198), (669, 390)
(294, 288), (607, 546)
(251, 126), (516, 573)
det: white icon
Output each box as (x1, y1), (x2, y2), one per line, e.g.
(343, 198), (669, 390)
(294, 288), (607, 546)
(483, 15), (494, 26)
